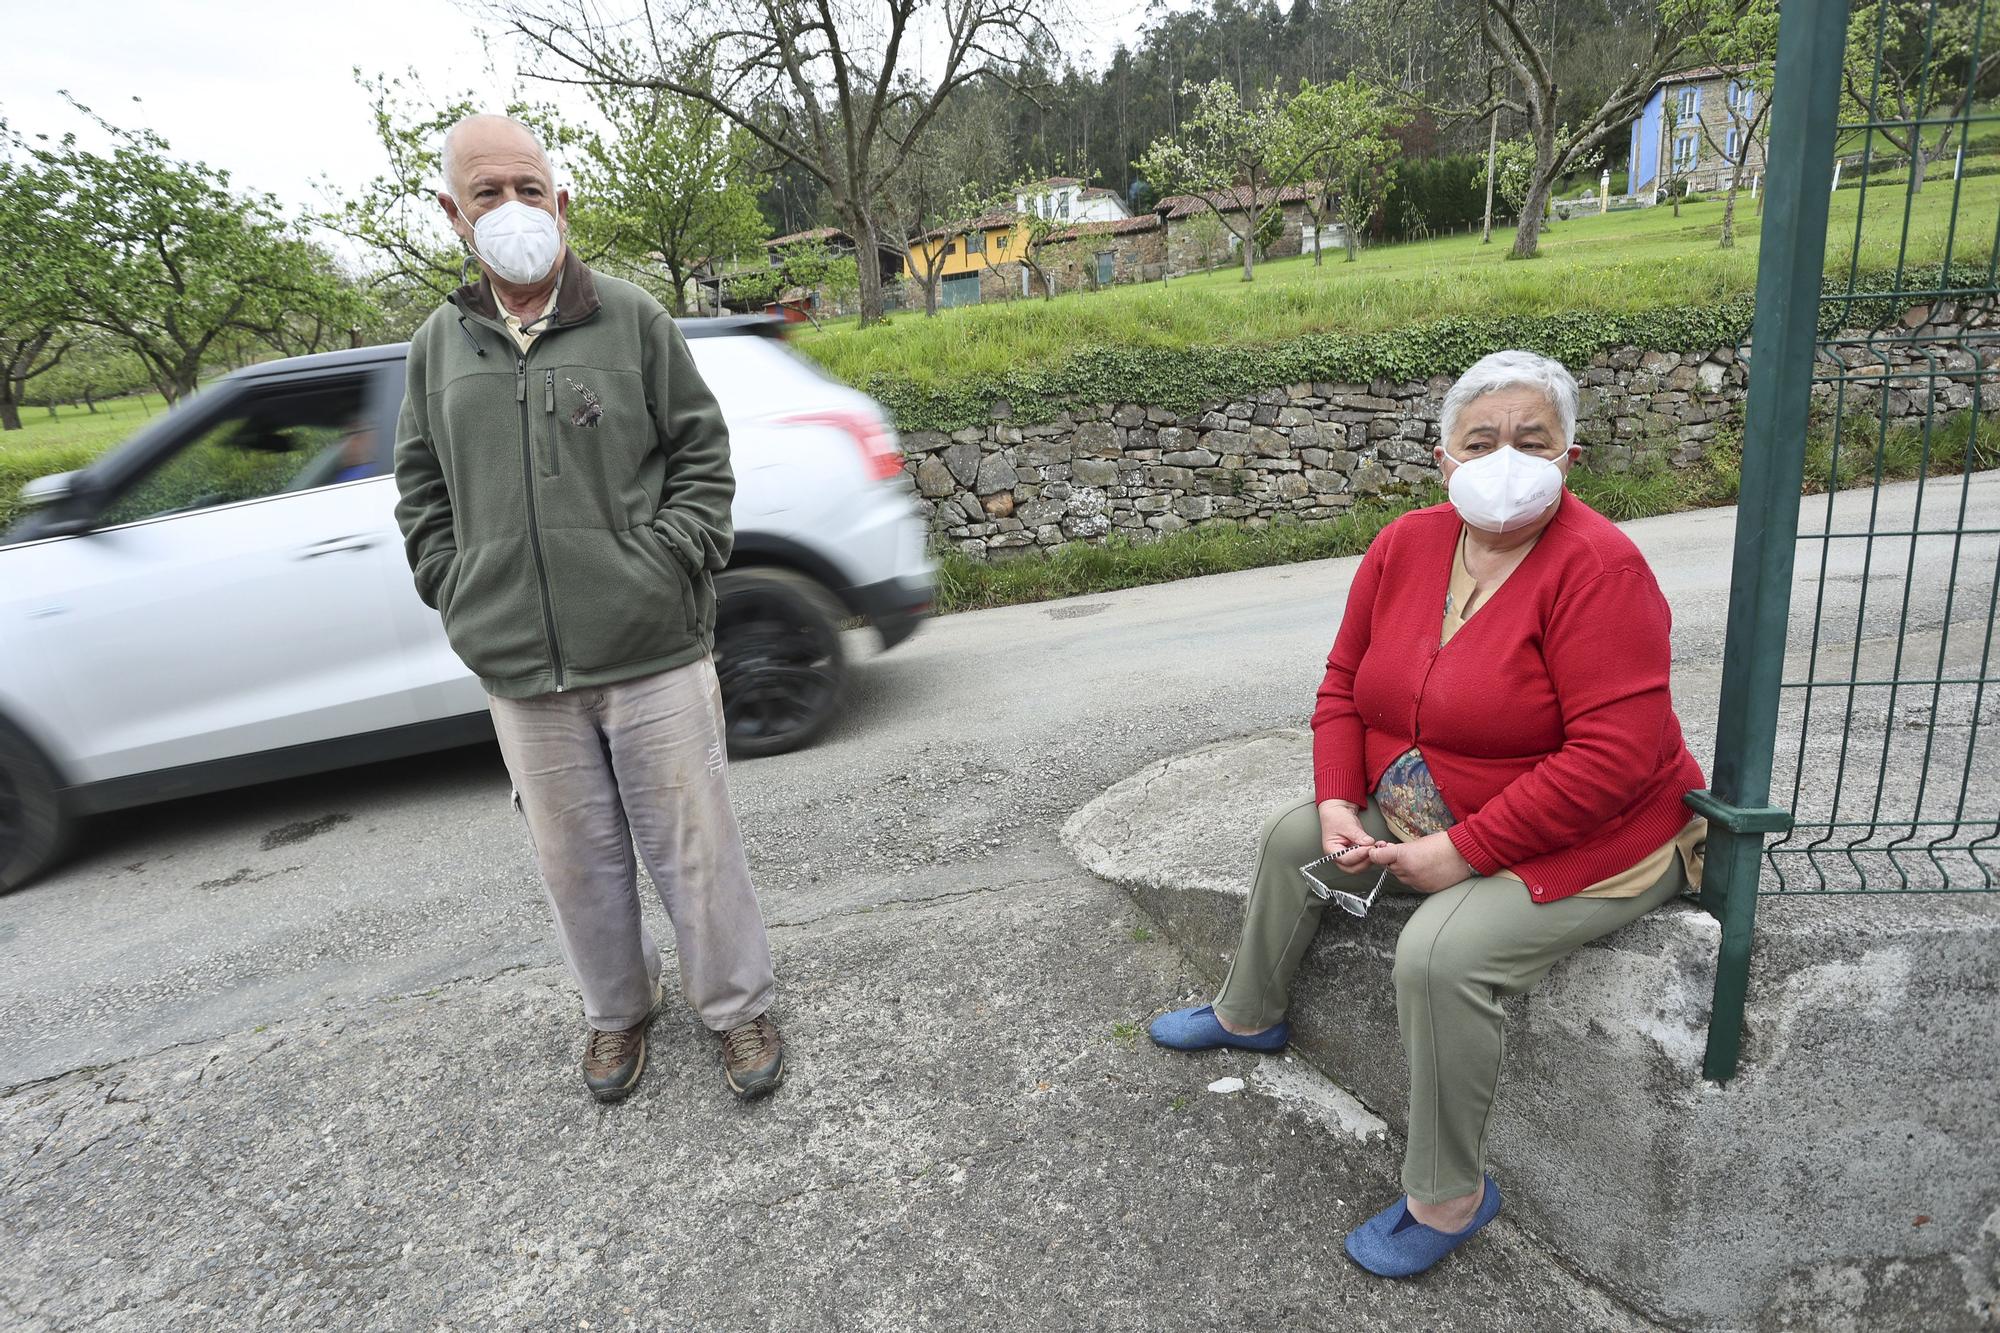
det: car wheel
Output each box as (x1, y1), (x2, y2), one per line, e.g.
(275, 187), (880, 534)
(0, 717), (70, 891)
(714, 567), (849, 759)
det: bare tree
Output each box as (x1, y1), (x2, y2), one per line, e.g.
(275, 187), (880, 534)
(498, 0), (1058, 326)
(1481, 0), (1699, 258)
(878, 101), (1010, 316)
(1658, 86), (1689, 218)
(1667, 0), (1777, 248)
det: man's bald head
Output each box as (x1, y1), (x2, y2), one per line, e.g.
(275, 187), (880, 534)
(440, 114), (552, 202)
(436, 112), (570, 293)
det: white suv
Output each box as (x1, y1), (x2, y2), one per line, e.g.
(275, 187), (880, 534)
(0, 317), (933, 888)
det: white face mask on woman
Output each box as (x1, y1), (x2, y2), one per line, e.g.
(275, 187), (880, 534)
(465, 199), (562, 285)
(1444, 445), (1568, 533)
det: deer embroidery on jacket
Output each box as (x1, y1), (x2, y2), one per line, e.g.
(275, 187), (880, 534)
(566, 378), (602, 429)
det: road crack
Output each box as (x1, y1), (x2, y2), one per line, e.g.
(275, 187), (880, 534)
(764, 872), (1070, 930)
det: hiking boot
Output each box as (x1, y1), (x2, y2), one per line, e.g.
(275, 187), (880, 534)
(582, 980), (663, 1103)
(720, 1014), (785, 1101)
(582, 1021), (649, 1102)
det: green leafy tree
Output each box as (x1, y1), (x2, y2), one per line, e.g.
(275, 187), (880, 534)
(0, 128), (84, 429)
(1018, 215), (1088, 300)
(570, 56), (771, 316)
(321, 70), (582, 314)
(30, 101), (363, 403)
(1181, 211), (1227, 271)
(1136, 79), (1327, 283)
(1473, 136), (1537, 218)
(22, 332), (148, 415)
(1667, 0), (1778, 246)
(970, 168), (1094, 302)
(731, 240), (859, 327)
(1253, 203), (1286, 258)
(1843, 0), (2000, 195)
(1286, 77), (1404, 264)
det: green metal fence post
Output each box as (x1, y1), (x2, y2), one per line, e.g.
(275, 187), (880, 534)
(1687, 0), (1852, 1084)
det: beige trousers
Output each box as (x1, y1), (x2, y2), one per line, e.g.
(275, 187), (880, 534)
(1215, 797), (1683, 1203)
(488, 657), (775, 1033)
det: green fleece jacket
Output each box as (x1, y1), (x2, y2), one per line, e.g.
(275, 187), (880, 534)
(393, 251), (734, 698)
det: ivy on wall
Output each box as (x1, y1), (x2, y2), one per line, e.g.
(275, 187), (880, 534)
(861, 264), (1984, 436)
(868, 302), (1762, 434)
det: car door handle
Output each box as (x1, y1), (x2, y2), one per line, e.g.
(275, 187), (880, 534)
(295, 535), (379, 559)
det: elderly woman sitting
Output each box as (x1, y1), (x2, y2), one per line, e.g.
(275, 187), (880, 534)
(1148, 349), (1706, 1277)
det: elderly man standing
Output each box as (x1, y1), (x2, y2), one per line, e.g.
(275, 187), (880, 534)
(392, 114), (785, 1103)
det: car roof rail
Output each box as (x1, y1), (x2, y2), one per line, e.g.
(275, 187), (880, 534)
(676, 314), (791, 340)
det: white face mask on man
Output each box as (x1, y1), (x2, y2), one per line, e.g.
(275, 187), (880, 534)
(1443, 444), (1569, 533)
(462, 199), (563, 286)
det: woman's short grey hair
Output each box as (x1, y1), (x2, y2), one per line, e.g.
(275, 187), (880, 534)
(1438, 350), (1580, 450)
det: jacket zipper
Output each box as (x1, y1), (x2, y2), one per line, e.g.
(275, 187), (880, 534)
(516, 348), (568, 691)
(543, 370), (559, 476)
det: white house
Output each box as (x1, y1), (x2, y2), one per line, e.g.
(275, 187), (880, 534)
(1014, 178), (1131, 225)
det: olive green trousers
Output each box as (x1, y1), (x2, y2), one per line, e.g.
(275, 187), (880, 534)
(1214, 797), (1684, 1204)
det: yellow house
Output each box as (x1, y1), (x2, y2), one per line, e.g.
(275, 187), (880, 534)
(908, 211), (1027, 307)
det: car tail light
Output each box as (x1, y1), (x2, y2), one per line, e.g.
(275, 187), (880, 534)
(779, 409), (905, 482)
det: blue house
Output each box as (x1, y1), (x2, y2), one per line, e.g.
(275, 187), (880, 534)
(1627, 65), (1767, 201)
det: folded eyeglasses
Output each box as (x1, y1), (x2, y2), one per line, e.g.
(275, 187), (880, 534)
(1299, 854), (1391, 917)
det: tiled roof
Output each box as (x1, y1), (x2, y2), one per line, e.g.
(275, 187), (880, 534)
(914, 212), (1019, 243)
(1047, 214), (1163, 243)
(1022, 176), (1082, 189)
(1654, 63), (1756, 89)
(1155, 182), (1316, 219)
(1079, 186), (1120, 199)
(765, 226), (846, 247)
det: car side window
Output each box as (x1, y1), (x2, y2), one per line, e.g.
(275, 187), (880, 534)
(95, 378), (379, 530)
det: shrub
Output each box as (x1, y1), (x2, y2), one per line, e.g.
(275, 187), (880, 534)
(934, 500), (1411, 612)
(1381, 155), (1486, 240)
(867, 301), (1765, 434)
(1568, 456), (1684, 521)
(1801, 407), (2000, 494)
(0, 441), (104, 529)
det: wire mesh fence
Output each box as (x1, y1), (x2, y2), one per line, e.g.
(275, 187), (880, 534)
(1694, 0), (1997, 1078)
(1757, 0), (2000, 895)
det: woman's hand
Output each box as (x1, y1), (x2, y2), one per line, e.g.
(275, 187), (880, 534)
(1367, 831), (1475, 894)
(1317, 799), (1387, 868)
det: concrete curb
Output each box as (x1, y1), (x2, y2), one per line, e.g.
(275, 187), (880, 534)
(1064, 728), (2000, 1331)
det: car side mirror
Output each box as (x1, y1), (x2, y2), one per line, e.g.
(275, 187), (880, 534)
(19, 471), (78, 510)
(15, 470), (102, 538)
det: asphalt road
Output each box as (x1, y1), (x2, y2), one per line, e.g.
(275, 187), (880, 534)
(4, 474), (1995, 1330)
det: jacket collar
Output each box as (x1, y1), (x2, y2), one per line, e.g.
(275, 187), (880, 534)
(449, 247), (600, 329)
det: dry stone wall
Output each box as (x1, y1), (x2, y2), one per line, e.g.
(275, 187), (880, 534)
(899, 322), (1994, 558)
(899, 347), (1746, 558)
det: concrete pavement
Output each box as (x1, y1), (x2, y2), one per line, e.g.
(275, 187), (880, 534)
(4, 474), (1995, 1327)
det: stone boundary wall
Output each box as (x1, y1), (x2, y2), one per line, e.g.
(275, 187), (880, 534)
(899, 319), (1994, 558)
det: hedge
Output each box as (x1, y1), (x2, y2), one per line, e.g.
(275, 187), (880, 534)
(859, 262), (1986, 436)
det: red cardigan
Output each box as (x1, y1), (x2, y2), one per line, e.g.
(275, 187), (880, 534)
(1311, 492), (1705, 903)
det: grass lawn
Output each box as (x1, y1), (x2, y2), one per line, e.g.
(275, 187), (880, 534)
(1, 394), (170, 456)
(795, 171), (2000, 394)
(0, 394), (170, 527)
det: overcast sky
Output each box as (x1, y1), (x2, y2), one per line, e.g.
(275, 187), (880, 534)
(3, 0), (1168, 216)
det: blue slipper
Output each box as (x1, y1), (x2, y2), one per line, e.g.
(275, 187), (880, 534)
(1344, 1176), (1503, 1277)
(1147, 1005), (1290, 1053)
